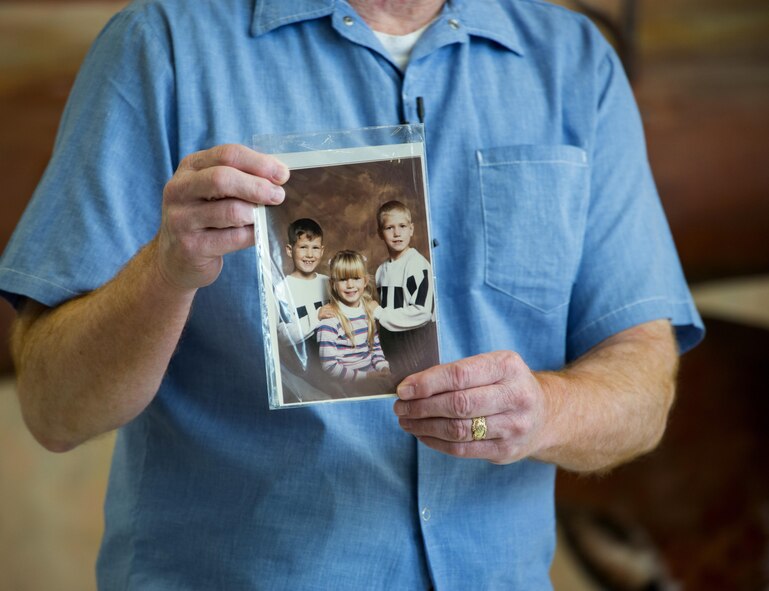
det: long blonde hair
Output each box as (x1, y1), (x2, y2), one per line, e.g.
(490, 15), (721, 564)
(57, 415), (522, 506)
(328, 250), (377, 349)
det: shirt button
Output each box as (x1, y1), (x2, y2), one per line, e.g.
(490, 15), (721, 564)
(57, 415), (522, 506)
(448, 18), (460, 30)
(343, 16), (354, 26)
(421, 507), (431, 522)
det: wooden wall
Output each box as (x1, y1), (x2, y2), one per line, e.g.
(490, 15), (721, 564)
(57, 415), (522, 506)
(0, 2), (129, 373)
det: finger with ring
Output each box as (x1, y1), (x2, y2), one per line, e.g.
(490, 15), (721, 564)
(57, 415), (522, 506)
(471, 416), (488, 441)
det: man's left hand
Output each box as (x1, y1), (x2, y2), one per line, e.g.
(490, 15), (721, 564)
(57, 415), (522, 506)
(393, 351), (548, 465)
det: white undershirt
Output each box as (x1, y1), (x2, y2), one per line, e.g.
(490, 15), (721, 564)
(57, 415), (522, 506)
(373, 22), (431, 71)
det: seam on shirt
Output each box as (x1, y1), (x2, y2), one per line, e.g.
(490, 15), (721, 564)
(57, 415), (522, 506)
(124, 419), (151, 591)
(0, 267), (80, 296)
(484, 279), (570, 314)
(570, 296), (671, 339)
(134, 5), (174, 80)
(479, 159), (588, 167)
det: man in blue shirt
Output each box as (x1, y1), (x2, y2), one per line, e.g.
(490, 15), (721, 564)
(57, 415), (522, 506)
(0, 0), (703, 588)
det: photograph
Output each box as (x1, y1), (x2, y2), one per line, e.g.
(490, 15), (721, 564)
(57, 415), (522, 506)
(254, 143), (441, 408)
(3, 2), (768, 589)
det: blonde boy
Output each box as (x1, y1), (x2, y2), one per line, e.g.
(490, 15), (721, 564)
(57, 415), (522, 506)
(374, 200), (437, 381)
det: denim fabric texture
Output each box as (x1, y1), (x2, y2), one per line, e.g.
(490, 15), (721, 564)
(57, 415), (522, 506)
(0, 0), (704, 588)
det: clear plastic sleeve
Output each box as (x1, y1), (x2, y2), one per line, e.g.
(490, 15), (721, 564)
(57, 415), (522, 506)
(253, 124), (441, 409)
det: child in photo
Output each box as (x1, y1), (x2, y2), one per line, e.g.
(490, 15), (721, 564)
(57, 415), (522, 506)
(274, 218), (330, 372)
(317, 250), (391, 387)
(374, 200), (438, 382)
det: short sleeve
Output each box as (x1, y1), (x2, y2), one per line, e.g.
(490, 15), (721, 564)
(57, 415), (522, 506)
(0, 5), (177, 309)
(566, 40), (704, 361)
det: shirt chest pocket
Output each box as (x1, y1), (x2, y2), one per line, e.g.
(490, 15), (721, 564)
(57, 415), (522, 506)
(477, 144), (589, 313)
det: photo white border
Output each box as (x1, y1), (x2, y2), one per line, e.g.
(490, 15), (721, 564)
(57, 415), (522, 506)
(254, 141), (431, 409)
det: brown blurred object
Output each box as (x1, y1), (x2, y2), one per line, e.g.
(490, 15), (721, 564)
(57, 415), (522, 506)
(0, 2), (128, 374)
(557, 318), (769, 590)
(552, 2), (769, 589)
(556, 0), (769, 282)
(637, 0), (769, 282)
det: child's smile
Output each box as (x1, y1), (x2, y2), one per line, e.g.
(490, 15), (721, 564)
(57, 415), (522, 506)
(335, 277), (366, 306)
(288, 235), (324, 277)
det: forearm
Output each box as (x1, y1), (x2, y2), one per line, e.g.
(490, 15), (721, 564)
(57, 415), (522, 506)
(376, 260), (434, 331)
(375, 304), (431, 331)
(277, 305), (320, 346)
(10, 145), (289, 452)
(318, 337), (348, 380)
(11, 239), (196, 452)
(372, 352), (389, 372)
(533, 319), (679, 472)
(277, 318), (304, 346)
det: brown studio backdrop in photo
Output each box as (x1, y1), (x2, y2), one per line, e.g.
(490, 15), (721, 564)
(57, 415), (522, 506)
(272, 158), (431, 280)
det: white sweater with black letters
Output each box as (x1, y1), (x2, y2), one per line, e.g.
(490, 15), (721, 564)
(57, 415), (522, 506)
(374, 248), (434, 331)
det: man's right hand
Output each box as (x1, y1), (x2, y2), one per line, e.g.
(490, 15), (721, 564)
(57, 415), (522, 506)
(10, 145), (289, 451)
(156, 144), (289, 291)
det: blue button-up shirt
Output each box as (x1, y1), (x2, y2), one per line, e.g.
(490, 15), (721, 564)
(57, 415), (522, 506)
(0, 0), (703, 588)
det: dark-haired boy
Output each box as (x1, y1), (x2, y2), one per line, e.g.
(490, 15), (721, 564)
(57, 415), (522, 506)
(274, 218), (329, 367)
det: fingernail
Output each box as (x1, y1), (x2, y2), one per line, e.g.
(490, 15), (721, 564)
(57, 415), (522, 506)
(394, 401), (409, 416)
(274, 166), (290, 184)
(271, 185), (285, 203)
(397, 384), (414, 400)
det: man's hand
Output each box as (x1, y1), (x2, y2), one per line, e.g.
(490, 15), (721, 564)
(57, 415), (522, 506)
(393, 320), (679, 472)
(394, 351), (547, 464)
(12, 144), (291, 452)
(156, 144), (289, 290)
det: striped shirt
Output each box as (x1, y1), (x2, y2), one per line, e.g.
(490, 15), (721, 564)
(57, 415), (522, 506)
(317, 302), (389, 381)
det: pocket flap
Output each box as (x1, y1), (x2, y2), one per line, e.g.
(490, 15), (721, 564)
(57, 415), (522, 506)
(477, 144), (588, 167)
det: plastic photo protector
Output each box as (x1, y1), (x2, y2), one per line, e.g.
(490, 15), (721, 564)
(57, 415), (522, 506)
(253, 125), (441, 409)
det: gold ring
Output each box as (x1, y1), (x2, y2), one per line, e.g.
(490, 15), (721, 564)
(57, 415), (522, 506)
(471, 416), (488, 441)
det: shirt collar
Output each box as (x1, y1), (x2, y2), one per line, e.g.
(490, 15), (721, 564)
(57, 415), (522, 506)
(250, 0), (524, 56)
(448, 0), (524, 56)
(250, 0), (336, 37)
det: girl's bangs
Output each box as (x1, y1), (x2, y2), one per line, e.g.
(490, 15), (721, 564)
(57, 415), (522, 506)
(333, 270), (364, 281)
(331, 256), (366, 281)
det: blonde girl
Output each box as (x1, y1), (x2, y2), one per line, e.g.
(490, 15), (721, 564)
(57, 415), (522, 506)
(316, 250), (389, 382)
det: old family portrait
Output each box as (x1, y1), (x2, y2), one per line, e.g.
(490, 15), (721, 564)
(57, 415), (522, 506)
(260, 153), (440, 407)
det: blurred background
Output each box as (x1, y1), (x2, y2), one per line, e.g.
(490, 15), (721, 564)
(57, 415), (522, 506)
(1, 1), (767, 589)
